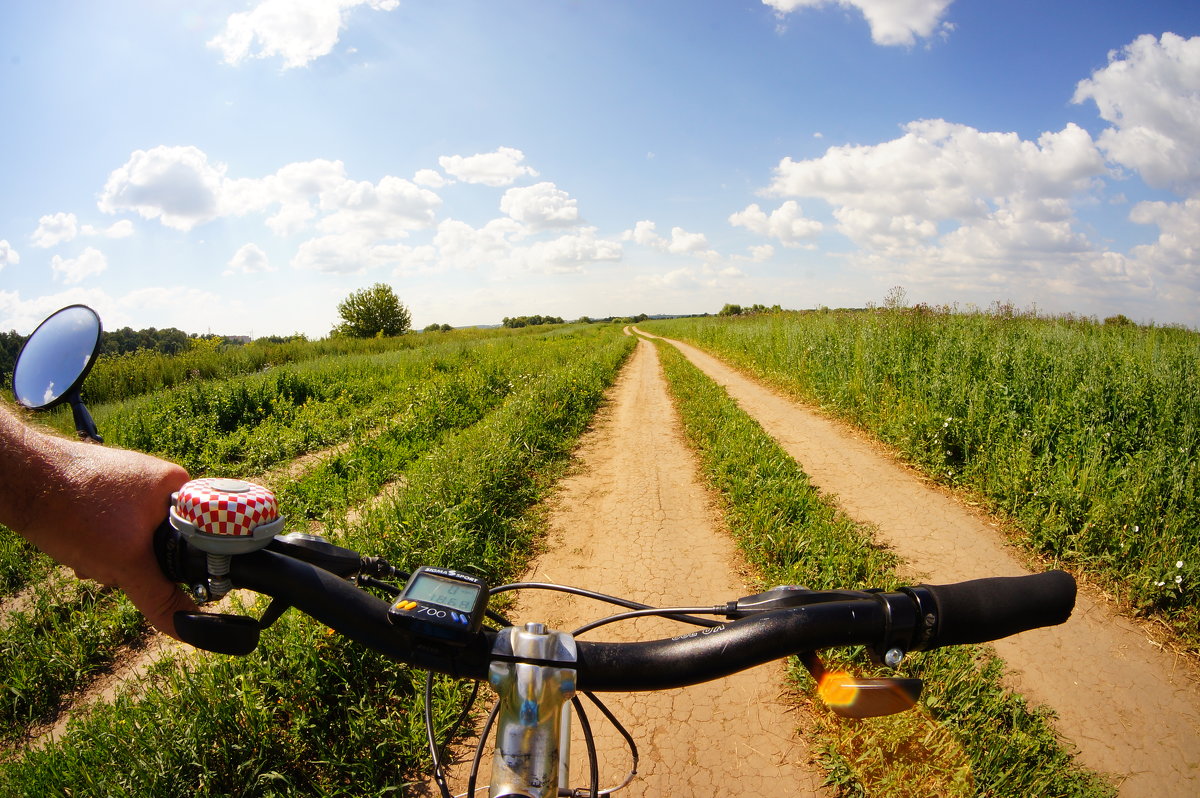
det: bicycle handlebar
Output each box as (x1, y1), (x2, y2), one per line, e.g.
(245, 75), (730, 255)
(155, 523), (1076, 690)
(921, 571), (1076, 646)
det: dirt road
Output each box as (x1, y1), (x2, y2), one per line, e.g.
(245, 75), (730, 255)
(637, 328), (1200, 797)
(438, 334), (829, 796)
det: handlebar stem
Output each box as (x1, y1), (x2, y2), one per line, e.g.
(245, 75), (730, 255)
(489, 624), (579, 798)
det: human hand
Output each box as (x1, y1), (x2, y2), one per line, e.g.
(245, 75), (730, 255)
(0, 408), (196, 637)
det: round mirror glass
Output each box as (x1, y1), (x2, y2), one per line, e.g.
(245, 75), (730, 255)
(12, 305), (103, 409)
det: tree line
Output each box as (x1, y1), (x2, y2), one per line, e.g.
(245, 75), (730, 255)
(501, 315), (565, 328)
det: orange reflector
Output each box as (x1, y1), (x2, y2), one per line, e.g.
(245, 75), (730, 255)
(817, 671), (857, 707)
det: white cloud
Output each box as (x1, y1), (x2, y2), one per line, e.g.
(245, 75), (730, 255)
(81, 219), (135, 239)
(97, 150), (442, 246)
(226, 243), (274, 274)
(665, 227), (710, 255)
(413, 169), (448, 188)
(636, 262), (747, 291)
(34, 214), (135, 248)
(432, 217), (526, 272)
(383, 243), (439, 276)
(729, 201), (823, 246)
(208, 0), (400, 69)
(0, 287), (120, 334)
(759, 118), (1129, 302)
(620, 220), (715, 258)
(515, 227), (622, 274)
(291, 231), (442, 275)
(0, 240), (18, 270)
(500, 182), (580, 229)
(768, 119), (1105, 258)
(763, 0), (956, 46)
(1072, 33), (1200, 195)
(291, 233), (377, 273)
(224, 158), (349, 235)
(50, 247), (108, 284)
(1127, 198), (1200, 292)
(416, 217), (621, 277)
(624, 220), (660, 246)
(99, 146), (225, 231)
(770, 120), (1103, 219)
(745, 244), (776, 262)
(438, 147), (538, 187)
(317, 175), (442, 238)
(32, 212), (79, 248)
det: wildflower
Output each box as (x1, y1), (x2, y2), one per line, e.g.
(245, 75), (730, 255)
(1134, 525), (1139, 533)
(1155, 580), (1165, 587)
(1177, 561), (1184, 569)
(1176, 575), (1183, 584)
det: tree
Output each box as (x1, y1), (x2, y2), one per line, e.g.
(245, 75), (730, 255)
(1104, 313), (1135, 327)
(0, 330), (25, 383)
(502, 315), (564, 328)
(333, 283), (412, 338)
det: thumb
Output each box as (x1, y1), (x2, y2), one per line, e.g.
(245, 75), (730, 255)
(122, 571), (198, 640)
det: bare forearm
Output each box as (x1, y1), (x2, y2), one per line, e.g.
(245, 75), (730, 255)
(0, 401), (195, 636)
(0, 403), (67, 535)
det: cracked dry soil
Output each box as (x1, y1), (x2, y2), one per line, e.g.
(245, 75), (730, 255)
(637, 329), (1200, 798)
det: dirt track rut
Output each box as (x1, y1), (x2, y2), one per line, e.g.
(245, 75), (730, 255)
(637, 328), (1200, 797)
(438, 334), (828, 796)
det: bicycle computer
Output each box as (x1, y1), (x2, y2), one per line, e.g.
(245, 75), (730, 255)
(388, 566), (488, 646)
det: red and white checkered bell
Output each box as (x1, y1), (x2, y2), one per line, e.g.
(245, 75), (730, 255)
(170, 478), (284, 554)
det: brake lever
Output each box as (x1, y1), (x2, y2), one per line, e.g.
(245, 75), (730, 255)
(725, 585), (871, 618)
(175, 611), (261, 656)
(267, 532), (364, 577)
(173, 597), (293, 656)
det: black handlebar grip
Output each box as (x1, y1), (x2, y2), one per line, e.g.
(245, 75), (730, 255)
(922, 570), (1076, 647)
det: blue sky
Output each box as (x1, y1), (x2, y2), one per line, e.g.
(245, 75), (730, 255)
(2, 0), (1199, 336)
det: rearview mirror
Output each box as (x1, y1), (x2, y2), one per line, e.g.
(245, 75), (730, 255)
(12, 304), (104, 441)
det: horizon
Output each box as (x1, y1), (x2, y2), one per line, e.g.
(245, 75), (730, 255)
(3, 1), (1199, 337)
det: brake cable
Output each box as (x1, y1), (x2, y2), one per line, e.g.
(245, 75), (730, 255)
(425, 673), (482, 798)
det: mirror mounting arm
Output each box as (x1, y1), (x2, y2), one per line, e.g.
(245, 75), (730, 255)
(66, 387), (102, 443)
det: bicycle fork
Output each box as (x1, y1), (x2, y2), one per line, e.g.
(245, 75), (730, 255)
(488, 623), (578, 798)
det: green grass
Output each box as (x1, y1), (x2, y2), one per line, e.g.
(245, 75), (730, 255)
(0, 534), (54, 597)
(0, 326), (630, 756)
(643, 310), (1200, 647)
(0, 328), (635, 795)
(653, 337), (1114, 798)
(0, 579), (144, 744)
(80, 325), (526, 405)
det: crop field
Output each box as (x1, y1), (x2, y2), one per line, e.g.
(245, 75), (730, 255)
(0, 324), (635, 793)
(1, 310), (1183, 795)
(642, 309), (1200, 646)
